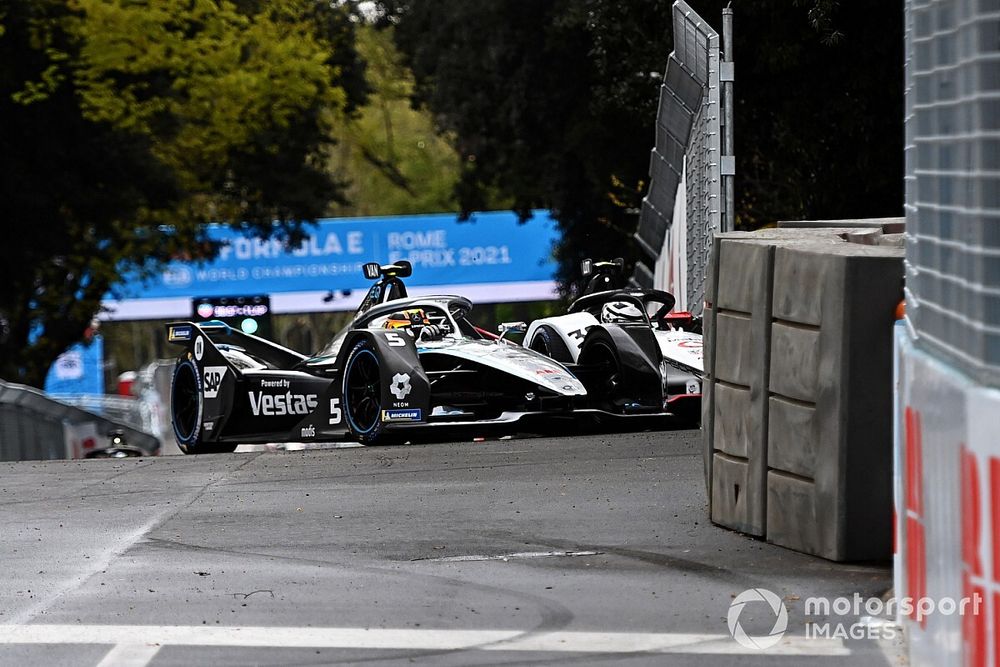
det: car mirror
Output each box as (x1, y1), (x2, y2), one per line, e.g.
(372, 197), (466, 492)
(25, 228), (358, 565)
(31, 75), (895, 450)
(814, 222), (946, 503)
(497, 321), (527, 335)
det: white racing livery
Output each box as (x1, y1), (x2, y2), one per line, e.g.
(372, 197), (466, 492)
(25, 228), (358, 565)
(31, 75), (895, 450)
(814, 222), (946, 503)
(523, 259), (703, 423)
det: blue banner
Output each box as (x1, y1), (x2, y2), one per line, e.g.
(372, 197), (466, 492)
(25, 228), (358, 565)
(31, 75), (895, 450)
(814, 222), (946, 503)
(44, 335), (105, 396)
(118, 210), (559, 299)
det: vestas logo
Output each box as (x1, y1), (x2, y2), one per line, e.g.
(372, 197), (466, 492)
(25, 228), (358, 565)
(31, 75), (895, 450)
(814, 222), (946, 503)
(248, 391), (318, 417)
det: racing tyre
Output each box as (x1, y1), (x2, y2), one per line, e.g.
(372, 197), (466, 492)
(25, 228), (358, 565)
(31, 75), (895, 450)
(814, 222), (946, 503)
(528, 325), (573, 363)
(577, 331), (627, 414)
(343, 339), (388, 445)
(170, 359), (237, 454)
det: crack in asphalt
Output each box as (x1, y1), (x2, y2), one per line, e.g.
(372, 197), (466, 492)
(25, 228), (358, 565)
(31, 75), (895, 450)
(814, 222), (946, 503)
(211, 453), (690, 490)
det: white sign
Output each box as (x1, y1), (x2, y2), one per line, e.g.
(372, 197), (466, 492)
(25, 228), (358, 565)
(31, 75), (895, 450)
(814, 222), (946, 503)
(53, 350), (84, 381)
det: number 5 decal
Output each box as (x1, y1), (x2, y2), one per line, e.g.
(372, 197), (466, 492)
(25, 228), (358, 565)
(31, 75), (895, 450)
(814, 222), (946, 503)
(385, 332), (406, 347)
(329, 398), (342, 425)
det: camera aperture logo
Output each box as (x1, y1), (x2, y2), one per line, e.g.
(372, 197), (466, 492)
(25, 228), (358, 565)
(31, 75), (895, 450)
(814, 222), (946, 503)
(727, 588), (788, 650)
(727, 588), (982, 649)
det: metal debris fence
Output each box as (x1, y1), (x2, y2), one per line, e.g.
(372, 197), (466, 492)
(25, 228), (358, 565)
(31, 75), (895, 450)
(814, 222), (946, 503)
(904, 0), (1000, 385)
(634, 0), (725, 316)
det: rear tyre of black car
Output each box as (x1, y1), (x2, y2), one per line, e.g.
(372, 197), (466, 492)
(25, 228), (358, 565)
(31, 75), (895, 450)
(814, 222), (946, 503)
(170, 358), (237, 455)
(577, 331), (626, 414)
(343, 339), (388, 445)
(527, 325), (573, 363)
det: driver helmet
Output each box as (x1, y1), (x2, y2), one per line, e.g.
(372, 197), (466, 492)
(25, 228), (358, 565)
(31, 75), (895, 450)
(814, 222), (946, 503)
(384, 308), (430, 330)
(601, 301), (645, 324)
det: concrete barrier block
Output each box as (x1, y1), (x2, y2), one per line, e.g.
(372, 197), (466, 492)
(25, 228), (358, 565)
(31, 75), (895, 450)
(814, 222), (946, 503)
(767, 396), (818, 479)
(717, 241), (765, 313)
(714, 312), (753, 386)
(711, 453), (755, 533)
(701, 301), (715, 499)
(764, 242), (902, 561)
(766, 471), (822, 555)
(702, 230), (845, 489)
(712, 382), (751, 458)
(702, 227), (902, 561)
(705, 238), (775, 537)
(768, 322), (820, 403)
(772, 251), (837, 326)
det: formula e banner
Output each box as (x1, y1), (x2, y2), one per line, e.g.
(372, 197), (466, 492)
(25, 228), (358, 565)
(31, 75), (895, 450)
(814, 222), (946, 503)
(118, 210), (559, 300)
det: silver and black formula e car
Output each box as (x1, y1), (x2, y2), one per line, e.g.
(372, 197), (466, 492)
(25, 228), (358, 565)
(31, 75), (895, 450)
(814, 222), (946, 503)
(165, 262), (588, 453)
(523, 259), (704, 422)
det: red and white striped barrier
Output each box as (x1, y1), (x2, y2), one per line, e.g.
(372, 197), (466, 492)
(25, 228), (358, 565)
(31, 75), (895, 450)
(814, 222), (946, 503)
(895, 325), (1000, 666)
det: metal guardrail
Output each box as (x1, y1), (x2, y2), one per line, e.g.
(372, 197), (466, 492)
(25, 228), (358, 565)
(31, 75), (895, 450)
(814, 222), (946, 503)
(48, 394), (147, 425)
(0, 379), (160, 461)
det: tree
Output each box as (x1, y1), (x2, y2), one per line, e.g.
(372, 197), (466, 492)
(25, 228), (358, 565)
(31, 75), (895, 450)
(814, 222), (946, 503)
(375, 0), (659, 293)
(374, 0), (904, 290)
(325, 24), (462, 217)
(0, 0), (367, 387)
(729, 0), (904, 227)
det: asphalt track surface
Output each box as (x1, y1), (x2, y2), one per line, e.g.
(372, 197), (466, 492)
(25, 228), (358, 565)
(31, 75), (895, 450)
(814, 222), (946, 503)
(0, 429), (903, 666)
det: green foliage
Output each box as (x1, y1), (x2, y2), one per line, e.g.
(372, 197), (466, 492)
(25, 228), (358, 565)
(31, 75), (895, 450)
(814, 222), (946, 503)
(725, 0), (903, 229)
(325, 25), (461, 217)
(376, 0), (903, 289)
(0, 0), (367, 386)
(373, 0), (674, 293)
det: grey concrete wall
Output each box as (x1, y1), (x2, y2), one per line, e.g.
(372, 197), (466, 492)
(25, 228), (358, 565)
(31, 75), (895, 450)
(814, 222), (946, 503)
(703, 227), (903, 561)
(707, 240), (773, 535)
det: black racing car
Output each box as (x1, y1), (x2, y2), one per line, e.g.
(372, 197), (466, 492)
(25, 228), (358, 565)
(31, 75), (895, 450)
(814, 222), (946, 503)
(166, 262), (587, 452)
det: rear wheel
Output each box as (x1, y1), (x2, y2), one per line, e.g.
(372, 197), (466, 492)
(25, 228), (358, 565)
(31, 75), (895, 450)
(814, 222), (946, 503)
(528, 325), (573, 363)
(578, 336), (626, 413)
(171, 359), (237, 454)
(343, 340), (387, 444)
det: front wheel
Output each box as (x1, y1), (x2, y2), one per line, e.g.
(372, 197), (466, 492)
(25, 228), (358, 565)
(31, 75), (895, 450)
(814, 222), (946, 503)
(342, 340), (387, 444)
(577, 333), (626, 414)
(527, 325), (574, 363)
(170, 359), (237, 455)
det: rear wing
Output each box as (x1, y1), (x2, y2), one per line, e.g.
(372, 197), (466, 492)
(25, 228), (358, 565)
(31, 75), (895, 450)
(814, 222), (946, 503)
(166, 321), (306, 370)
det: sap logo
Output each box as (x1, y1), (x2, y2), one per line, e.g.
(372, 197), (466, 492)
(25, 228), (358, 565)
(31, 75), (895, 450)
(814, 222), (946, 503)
(300, 425), (316, 438)
(203, 366), (228, 399)
(248, 391), (318, 416)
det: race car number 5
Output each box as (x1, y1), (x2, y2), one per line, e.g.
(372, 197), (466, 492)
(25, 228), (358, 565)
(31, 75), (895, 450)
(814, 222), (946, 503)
(385, 332), (406, 347)
(329, 398), (342, 425)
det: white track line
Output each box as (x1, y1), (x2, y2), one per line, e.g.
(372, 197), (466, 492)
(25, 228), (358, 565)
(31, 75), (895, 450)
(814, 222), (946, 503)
(95, 642), (162, 667)
(417, 550), (601, 562)
(4, 513), (174, 627)
(0, 625), (850, 656)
